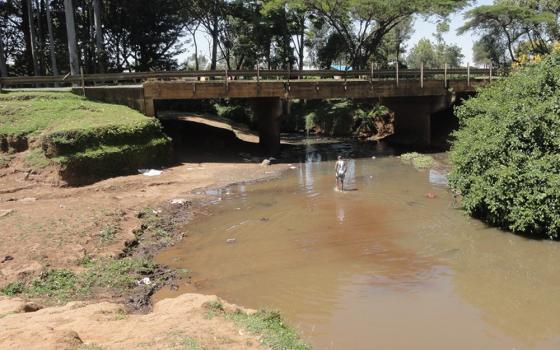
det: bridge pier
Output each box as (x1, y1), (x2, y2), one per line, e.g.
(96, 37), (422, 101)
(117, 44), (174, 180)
(252, 97), (284, 154)
(381, 95), (450, 146)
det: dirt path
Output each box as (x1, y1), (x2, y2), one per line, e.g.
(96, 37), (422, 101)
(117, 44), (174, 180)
(0, 158), (292, 349)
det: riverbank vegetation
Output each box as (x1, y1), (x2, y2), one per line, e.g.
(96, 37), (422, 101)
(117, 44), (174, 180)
(450, 49), (560, 239)
(0, 91), (170, 184)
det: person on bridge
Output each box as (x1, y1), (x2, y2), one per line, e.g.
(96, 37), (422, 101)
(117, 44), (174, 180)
(335, 156), (348, 191)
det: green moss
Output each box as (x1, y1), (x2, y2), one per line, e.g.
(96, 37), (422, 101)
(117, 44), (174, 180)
(400, 152), (435, 169)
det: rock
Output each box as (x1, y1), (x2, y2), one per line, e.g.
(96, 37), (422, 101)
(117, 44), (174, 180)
(18, 302), (43, 313)
(289, 166), (297, 170)
(0, 209), (14, 218)
(226, 238), (237, 244)
(171, 198), (189, 206)
(137, 277), (152, 286)
(18, 197), (36, 203)
(1, 255), (14, 263)
(426, 192), (437, 199)
(371, 156), (376, 159)
(260, 159), (271, 166)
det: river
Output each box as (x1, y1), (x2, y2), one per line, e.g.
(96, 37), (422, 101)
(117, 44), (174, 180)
(155, 141), (560, 349)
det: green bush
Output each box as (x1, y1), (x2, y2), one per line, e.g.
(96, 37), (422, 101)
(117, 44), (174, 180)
(449, 50), (560, 239)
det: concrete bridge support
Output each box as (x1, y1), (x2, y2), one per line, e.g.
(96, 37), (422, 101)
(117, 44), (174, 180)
(252, 97), (284, 154)
(381, 95), (450, 146)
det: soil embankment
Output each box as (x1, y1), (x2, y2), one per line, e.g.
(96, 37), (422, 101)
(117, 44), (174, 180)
(0, 158), (293, 349)
(0, 91), (307, 349)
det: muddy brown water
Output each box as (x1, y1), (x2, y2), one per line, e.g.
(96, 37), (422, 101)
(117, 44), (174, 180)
(155, 149), (560, 349)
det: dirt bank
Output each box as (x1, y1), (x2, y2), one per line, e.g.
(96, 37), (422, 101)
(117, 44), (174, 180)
(0, 156), (294, 349)
(0, 293), (266, 349)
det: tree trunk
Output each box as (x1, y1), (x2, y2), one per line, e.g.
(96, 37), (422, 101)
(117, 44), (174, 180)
(64, 0), (80, 75)
(0, 32), (8, 77)
(299, 17), (304, 71)
(93, 0), (104, 73)
(34, 0), (45, 74)
(45, 0), (59, 75)
(21, 0), (34, 75)
(210, 27), (218, 70)
(26, 0), (40, 76)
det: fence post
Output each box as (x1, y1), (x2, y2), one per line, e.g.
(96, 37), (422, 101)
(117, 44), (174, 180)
(489, 65), (492, 82)
(80, 67), (85, 96)
(396, 63), (399, 87)
(444, 63), (448, 88)
(420, 62), (424, 88)
(467, 62), (470, 86)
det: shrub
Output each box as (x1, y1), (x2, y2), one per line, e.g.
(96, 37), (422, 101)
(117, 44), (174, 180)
(449, 50), (560, 239)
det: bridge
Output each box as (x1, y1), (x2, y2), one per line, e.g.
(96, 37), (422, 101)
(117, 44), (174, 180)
(0, 67), (498, 153)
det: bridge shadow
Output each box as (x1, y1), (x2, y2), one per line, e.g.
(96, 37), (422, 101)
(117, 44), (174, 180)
(160, 117), (298, 164)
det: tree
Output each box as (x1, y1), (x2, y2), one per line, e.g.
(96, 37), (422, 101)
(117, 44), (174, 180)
(92, 0), (103, 72)
(64, 0), (80, 75)
(459, 2), (556, 63)
(26, 0), (40, 75)
(450, 48), (560, 239)
(191, 0), (225, 70)
(44, 0), (58, 75)
(302, 0), (469, 69)
(406, 26), (463, 69)
(0, 27), (8, 76)
(407, 38), (437, 68)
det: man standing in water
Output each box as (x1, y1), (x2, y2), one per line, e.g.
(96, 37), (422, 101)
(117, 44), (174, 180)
(335, 155), (347, 191)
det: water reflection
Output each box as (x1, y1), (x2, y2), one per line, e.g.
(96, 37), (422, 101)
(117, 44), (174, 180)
(156, 155), (560, 350)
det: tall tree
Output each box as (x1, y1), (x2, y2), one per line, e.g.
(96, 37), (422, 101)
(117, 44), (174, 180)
(303, 0), (469, 69)
(44, 0), (58, 75)
(26, 0), (40, 75)
(191, 0), (225, 70)
(459, 2), (555, 63)
(64, 0), (80, 75)
(0, 27), (8, 77)
(93, 0), (103, 72)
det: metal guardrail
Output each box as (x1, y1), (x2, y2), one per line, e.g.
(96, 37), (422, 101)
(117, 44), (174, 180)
(0, 67), (504, 88)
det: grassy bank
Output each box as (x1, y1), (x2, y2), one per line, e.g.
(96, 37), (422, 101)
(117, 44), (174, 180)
(0, 91), (171, 184)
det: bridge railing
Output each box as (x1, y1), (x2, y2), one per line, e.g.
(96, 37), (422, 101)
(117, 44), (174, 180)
(0, 67), (506, 88)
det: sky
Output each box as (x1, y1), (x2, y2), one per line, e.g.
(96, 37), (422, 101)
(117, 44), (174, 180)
(178, 0), (495, 68)
(409, 0), (494, 65)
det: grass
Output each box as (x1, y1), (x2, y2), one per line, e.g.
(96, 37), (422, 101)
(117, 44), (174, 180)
(166, 331), (203, 350)
(400, 152), (436, 169)
(0, 92), (149, 139)
(0, 257), (159, 303)
(99, 225), (118, 243)
(23, 148), (51, 170)
(0, 91), (171, 184)
(205, 301), (310, 350)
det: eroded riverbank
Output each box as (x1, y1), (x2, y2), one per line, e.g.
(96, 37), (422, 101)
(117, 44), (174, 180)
(0, 156), (301, 349)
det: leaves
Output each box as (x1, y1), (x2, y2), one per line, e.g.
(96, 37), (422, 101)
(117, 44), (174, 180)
(450, 50), (560, 239)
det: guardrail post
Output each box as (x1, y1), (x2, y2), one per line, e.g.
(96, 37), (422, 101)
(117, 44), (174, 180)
(467, 62), (470, 86)
(420, 62), (424, 88)
(396, 63), (399, 87)
(444, 63), (448, 88)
